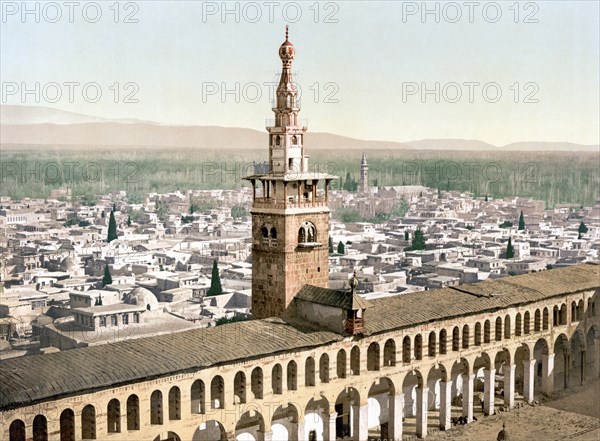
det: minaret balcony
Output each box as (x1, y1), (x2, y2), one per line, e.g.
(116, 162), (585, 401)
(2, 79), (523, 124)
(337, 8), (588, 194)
(253, 196), (328, 210)
(265, 118), (308, 130)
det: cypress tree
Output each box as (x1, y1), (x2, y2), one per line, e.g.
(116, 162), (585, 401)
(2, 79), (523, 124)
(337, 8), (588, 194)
(485, 194), (488, 202)
(102, 264), (113, 286)
(101, 210), (105, 218)
(207, 259), (223, 296)
(107, 210), (118, 242)
(506, 237), (515, 259)
(328, 236), (334, 254)
(518, 211), (525, 230)
(411, 228), (426, 250)
(127, 214), (132, 227)
(578, 222), (588, 234)
(337, 241), (345, 254)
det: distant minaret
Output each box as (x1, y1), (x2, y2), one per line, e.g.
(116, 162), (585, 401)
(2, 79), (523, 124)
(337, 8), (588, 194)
(359, 152), (369, 193)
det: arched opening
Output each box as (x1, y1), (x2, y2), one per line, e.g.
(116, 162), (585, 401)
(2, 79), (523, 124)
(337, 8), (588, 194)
(384, 339), (396, 366)
(577, 300), (584, 321)
(495, 317), (502, 341)
(168, 386), (181, 420)
(337, 349), (347, 378)
(403, 336), (411, 363)
(319, 354), (330, 383)
(504, 314), (511, 339)
(367, 342), (380, 370)
(192, 420), (227, 441)
(560, 304), (567, 325)
(452, 326), (460, 351)
(474, 322), (482, 346)
(462, 325), (470, 349)
(534, 309), (541, 332)
(569, 331), (584, 387)
(305, 357), (316, 386)
(554, 334), (569, 390)
(484, 320), (491, 343)
(473, 352), (492, 417)
(235, 410), (265, 441)
(553, 305), (559, 326)
(306, 396), (330, 441)
(81, 405), (96, 439)
(367, 377), (397, 440)
(127, 394), (140, 430)
(494, 349), (512, 410)
(450, 358), (472, 423)
(402, 369), (426, 438)
(152, 432), (180, 441)
(9, 420), (25, 441)
(439, 329), (448, 354)
(524, 311), (531, 335)
(251, 367), (263, 399)
(571, 301), (577, 322)
(211, 376), (224, 409)
(428, 331), (437, 356)
(287, 361), (297, 390)
(234, 371), (246, 404)
(191, 380), (205, 414)
(335, 388), (360, 440)
(426, 363), (449, 430)
(261, 226), (268, 238)
(272, 404), (299, 441)
(533, 338), (550, 394)
(272, 364), (283, 394)
(350, 346), (360, 375)
(515, 313), (522, 336)
(104, 400), (120, 433)
(151, 391), (163, 425)
(543, 307), (549, 330)
(586, 327), (598, 381)
(60, 409), (75, 441)
(414, 334), (423, 360)
(33, 415), (48, 441)
(270, 227), (277, 239)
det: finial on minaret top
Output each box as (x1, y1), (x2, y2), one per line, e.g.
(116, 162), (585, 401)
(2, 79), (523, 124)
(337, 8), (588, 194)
(285, 24), (289, 41)
(279, 25), (295, 61)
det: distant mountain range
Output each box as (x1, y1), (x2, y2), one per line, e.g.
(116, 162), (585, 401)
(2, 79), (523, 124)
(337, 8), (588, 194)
(1, 105), (598, 152)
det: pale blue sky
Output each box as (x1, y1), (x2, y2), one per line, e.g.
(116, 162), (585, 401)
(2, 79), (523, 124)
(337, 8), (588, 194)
(2, 1), (598, 145)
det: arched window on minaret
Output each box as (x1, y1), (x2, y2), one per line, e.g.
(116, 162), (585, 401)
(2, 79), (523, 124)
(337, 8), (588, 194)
(275, 135), (281, 146)
(270, 227), (277, 239)
(261, 226), (269, 238)
(298, 227), (306, 243)
(292, 135), (298, 145)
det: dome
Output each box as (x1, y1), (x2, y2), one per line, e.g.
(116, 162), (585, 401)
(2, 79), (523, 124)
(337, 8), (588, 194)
(278, 25), (295, 61)
(60, 256), (77, 272)
(126, 287), (159, 311)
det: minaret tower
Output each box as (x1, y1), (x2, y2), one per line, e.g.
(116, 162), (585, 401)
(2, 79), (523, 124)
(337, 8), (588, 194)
(244, 27), (337, 319)
(359, 152), (369, 193)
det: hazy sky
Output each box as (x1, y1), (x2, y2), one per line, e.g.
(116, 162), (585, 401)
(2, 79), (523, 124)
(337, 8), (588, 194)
(2, 1), (599, 145)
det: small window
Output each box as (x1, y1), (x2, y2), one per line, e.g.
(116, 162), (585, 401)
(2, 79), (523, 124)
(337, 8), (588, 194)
(261, 226), (269, 238)
(270, 227), (277, 239)
(99, 316), (106, 327)
(111, 315), (117, 326)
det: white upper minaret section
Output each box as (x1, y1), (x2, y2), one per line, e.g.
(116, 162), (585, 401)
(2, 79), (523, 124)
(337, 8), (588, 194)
(267, 26), (308, 176)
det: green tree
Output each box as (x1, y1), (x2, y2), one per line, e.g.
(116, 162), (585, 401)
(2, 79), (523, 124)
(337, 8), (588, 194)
(337, 241), (345, 254)
(404, 230), (409, 241)
(410, 228), (426, 250)
(207, 259), (223, 296)
(127, 214), (131, 227)
(107, 210), (118, 242)
(499, 221), (513, 229)
(578, 222), (588, 234)
(343, 172), (358, 192)
(518, 211), (525, 230)
(112, 203), (117, 212)
(485, 194), (488, 202)
(506, 237), (515, 259)
(578, 232), (582, 240)
(101, 210), (105, 219)
(329, 236), (334, 254)
(102, 264), (113, 286)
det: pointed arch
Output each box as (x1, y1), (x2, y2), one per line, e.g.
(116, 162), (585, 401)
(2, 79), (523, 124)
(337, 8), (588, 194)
(127, 394), (140, 430)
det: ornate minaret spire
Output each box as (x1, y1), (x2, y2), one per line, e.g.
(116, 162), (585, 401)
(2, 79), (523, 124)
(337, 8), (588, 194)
(268, 26), (306, 175)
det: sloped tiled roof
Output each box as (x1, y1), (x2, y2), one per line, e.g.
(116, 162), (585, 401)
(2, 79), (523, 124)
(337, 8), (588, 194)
(296, 285), (373, 310)
(0, 264), (598, 410)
